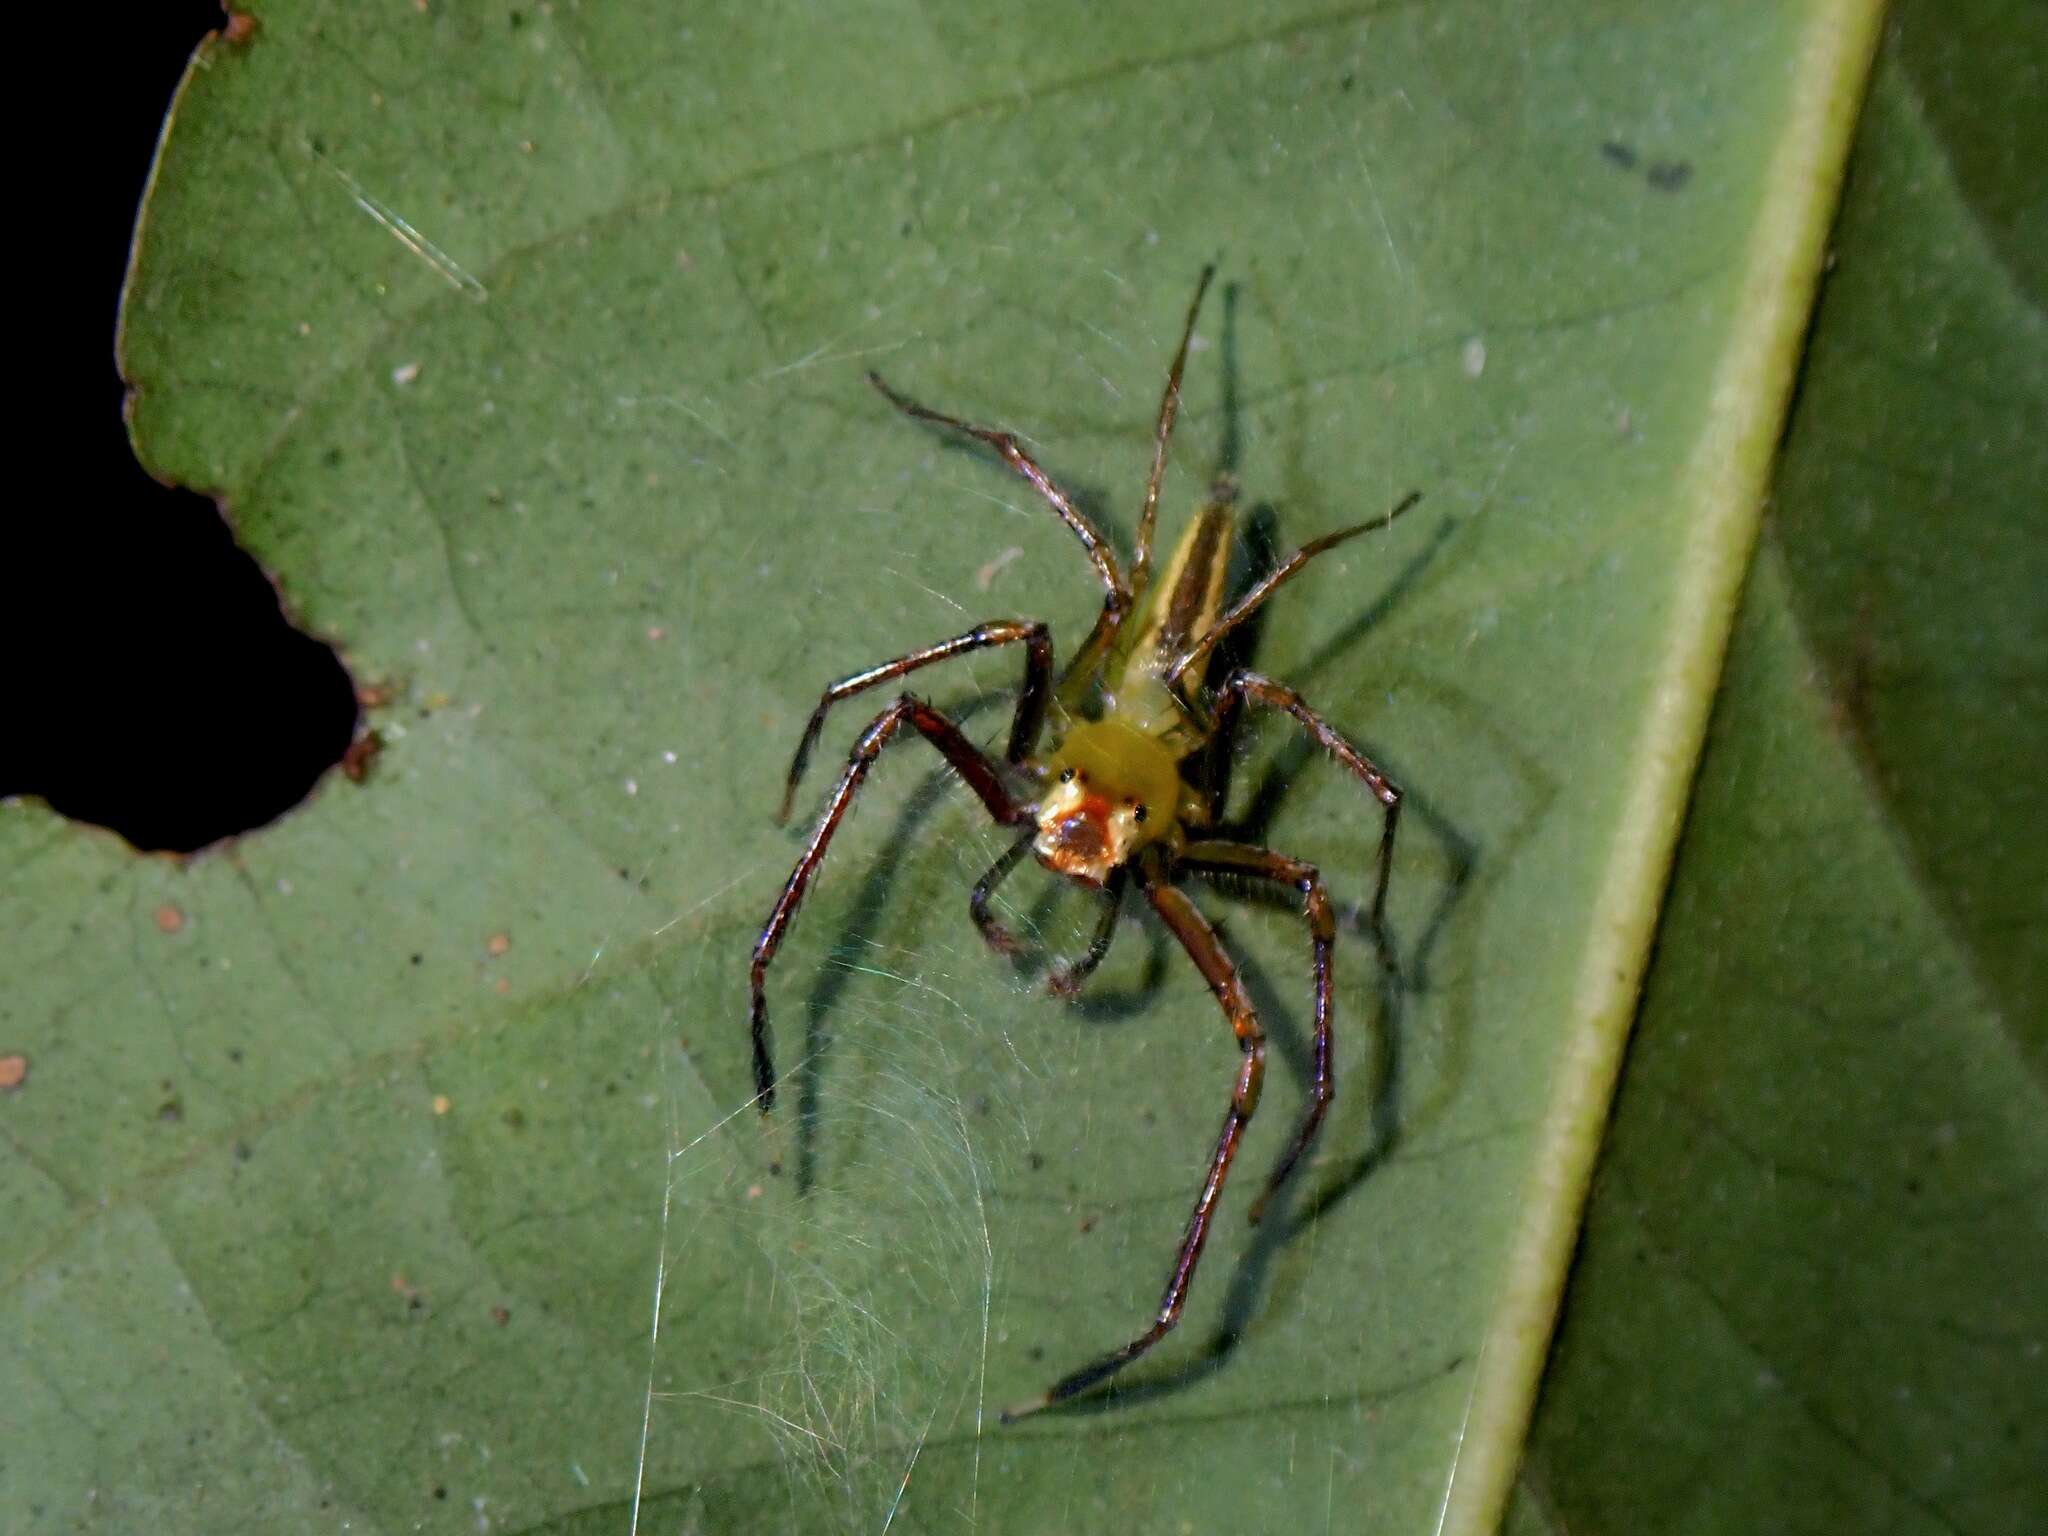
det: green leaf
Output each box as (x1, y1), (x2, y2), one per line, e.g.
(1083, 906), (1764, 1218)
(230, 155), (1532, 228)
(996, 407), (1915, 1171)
(1510, 3), (2048, 1532)
(7, 2), (1887, 1531)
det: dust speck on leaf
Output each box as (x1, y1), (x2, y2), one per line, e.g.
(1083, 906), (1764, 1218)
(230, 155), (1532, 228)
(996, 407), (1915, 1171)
(975, 546), (1025, 591)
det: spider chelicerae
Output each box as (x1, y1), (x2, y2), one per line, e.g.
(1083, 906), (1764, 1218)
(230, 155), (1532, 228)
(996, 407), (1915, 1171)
(748, 267), (1420, 1419)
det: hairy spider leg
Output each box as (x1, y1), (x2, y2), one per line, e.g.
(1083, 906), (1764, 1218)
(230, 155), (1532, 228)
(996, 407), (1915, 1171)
(865, 369), (1138, 702)
(865, 370), (1129, 600)
(1210, 671), (1403, 932)
(1165, 490), (1422, 693)
(777, 620), (1052, 823)
(1179, 842), (1337, 1222)
(1005, 860), (1265, 1421)
(750, 696), (1029, 1113)
(969, 835), (1128, 998)
(968, 829), (1036, 958)
(1130, 263), (1217, 600)
(1046, 872), (1127, 998)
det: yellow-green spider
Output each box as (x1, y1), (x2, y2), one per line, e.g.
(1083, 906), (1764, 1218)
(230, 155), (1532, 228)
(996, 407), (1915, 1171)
(748, 267), (1419, 1419)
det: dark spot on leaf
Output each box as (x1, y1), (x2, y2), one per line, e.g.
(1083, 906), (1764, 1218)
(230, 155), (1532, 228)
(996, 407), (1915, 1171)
(1600, 139), (1638, 170)
(1647, 160), (1692, 192)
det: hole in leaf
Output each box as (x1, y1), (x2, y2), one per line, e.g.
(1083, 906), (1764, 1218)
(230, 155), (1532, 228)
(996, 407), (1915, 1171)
(0, 2), (362, 854)
(8, 496), (362, 854)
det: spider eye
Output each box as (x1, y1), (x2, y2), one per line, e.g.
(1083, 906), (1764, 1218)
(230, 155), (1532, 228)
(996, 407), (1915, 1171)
(1133, 804), (1149, 825)
(1058, 768), (1075, 784)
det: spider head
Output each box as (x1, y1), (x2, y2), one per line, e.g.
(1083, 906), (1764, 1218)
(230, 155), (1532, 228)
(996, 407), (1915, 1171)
(1032, 720), (1184, 886)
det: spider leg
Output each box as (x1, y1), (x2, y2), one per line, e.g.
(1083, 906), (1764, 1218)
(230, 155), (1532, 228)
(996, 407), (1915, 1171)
(971, 842), (1126, 994)
(778, 620), (1052, 823)
(1210, 670), (1403, 932)
(1165, 491), (1421, 690)
(750, 696), (1029, 1114)
(1006, 863), (1263, 1420)
(969, 828), (1036, 958)
(1046, 871), (1126, 998)
(866, 371), (1130, 606)
(1178, 841), (1335, 1222)
(1130, 264), (1217, 599)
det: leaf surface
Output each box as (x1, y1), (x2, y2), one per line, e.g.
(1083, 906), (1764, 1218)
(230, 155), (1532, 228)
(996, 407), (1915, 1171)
(6, 2), (1890, 1531)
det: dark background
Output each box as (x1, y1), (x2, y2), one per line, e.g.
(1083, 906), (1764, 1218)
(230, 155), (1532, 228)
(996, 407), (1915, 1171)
(5, 4), (358, 853)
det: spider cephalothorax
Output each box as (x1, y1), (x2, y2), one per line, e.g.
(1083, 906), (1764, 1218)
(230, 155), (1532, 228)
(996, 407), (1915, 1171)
(1030, 719), (1188, 885)
(746, 266), (1419, 1420)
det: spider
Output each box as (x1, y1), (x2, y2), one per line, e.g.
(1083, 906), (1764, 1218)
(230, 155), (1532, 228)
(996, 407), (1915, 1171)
(748, 267), (1420, 1420)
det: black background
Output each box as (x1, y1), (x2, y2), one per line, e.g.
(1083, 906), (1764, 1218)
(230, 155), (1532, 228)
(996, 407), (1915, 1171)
(6, 4), (359, 853)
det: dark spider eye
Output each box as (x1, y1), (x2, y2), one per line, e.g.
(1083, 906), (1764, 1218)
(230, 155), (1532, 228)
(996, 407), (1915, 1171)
(1059, 768), (1075, 783)
(1133, 805), (1149, 824)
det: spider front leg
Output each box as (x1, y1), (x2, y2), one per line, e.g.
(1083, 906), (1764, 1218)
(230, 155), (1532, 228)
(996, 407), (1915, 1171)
(1130, 263), (1216, 597)
(970, 838), (1126, 996)
(1005, 862), (1264, 1421)
(750, 696), (1029, 1114)
(968, 830), (1035, 958)
(1180, 841), (1336, 1222)
(778, 621), (1052, 823)
(865, 372), (1136, 701)
(1211, 670), (1403, 933)
(1047, 874), (1127, 998)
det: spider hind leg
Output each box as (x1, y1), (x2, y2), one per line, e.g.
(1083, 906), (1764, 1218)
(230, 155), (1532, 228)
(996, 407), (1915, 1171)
(1180, 841), (1337, 1222)
(1004, 867), (1264, 1420)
